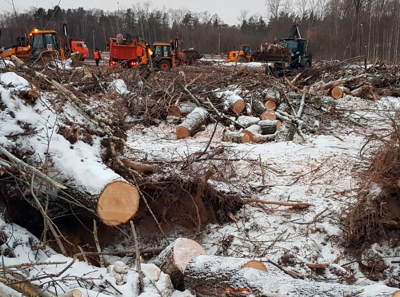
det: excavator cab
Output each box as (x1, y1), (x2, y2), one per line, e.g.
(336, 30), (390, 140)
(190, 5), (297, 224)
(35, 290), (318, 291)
(152, 39), (182, 70)
(30, 30), (61, 58)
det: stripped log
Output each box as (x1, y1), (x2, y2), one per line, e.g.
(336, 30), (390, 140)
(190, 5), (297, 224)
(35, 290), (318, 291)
(222, 131), (252, 143)
(152, 238), (206, 286)
(168, 101), (197, 117)
(185, 264), (399, 297)
(184, 255), (267, 296)
(237, 116), (260, 128)
(261, 110), (277, 120)
(258, 120), (281, 135)
(97, 181), (140, 226)
(176, 107), (209, 139)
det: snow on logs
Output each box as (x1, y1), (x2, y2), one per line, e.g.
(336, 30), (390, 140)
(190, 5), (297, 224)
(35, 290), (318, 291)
(168, 101), (198, 117)
(263, 88), (280, 110)
(216, 91), (246, 114)
(176, 107), (209, 139)
(222, 131), (252, 143)
(152, 238), (206, 286)
(184, 255), (268, 296)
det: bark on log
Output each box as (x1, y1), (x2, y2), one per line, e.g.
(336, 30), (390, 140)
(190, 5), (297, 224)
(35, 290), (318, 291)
(258, 120), (281, 135)
(168, 101), (198, 117)
(243, 97), (266, 115)
(224, 96), (245, 115)
(0, 282), (22, 297)
(120, 158), (157, 173)
(237, 116), (260, 128)
(184, 261), (398, 297)
(176, 107), (209, 139)
(97, 181), (140, 226)
(152, 238), (206, 286)
(350, 85), (379, 100)
(222, 131), (252, 143)
(244, 124), (262, 142)
(262, 89), (280, 102)
(260, 110), (277, 121)
(184, 255), (267, 296)
(252, 133), (276, 143)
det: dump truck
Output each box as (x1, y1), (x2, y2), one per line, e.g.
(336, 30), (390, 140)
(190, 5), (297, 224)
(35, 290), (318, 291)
(108, 35), (150, 67)
(252, 25), (312, 74)
(70, 40), (89, 60)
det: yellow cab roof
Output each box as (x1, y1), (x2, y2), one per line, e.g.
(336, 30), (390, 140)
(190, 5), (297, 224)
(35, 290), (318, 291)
(30, 29), (57, 35)
(153, 43), (171, 46)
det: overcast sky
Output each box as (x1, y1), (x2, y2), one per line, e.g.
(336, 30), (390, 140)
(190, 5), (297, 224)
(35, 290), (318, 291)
(0, 0), (267, 26)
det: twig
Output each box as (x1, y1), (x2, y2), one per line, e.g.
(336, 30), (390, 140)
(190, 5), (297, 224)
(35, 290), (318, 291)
(93, 220), (104, 267)
(130, 221), (144, 292)
(246, 199), (312, 209)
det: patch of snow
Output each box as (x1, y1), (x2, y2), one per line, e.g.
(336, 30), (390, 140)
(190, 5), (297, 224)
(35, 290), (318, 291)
(109, 79), (128, 94)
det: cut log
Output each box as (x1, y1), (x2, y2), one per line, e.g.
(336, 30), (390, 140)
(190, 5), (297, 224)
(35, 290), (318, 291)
(152, 238), (206, 286)
(252, 133), (276, 143)
(184, 260), (398, 297)
(262, 89), (280, 102)
(184, 255), (267, 296)
(97, 181), (140, 226)
(277, 102), (289, 112)
(168, 101), (198, 117)
(237, 116), (260, 128)
(264, 100), (277, 110)
(176, 107), (209, 139)
(244, 124), (262, 142)
(243, 96), (266, 115)
(218, 91), (246, 114)
(260, 110), (277, 120)
(222, 131), (252, 143)
(258, 120), (281, 135)
(330, 85), (350, 99)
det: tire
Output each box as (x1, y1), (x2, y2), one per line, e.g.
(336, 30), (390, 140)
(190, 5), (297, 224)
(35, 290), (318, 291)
(239, 57), (248, 63)
(159, 60), (171, 71)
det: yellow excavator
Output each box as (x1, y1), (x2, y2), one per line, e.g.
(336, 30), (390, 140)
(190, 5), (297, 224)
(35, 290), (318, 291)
(224, 44), (253, 63)
(0, 28), (66, 63)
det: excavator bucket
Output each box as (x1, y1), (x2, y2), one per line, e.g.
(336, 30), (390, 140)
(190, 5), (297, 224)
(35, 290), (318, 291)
(288, 25), (301, 39)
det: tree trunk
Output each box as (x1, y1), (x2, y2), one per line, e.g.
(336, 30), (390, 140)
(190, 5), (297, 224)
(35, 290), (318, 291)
(252, 133), (276, 143)
(184, 259), (399, 297)
(351, 85), (379, 100)
(237, 116), (260, 128)
(184, 255), (267, 296)
(152, 238), (206, 287)
(222, 131), (252, 143)
(258, 120), (281, 134)
(168, 101), (198, 117)
(244, 124), (262, 142)
(243, 96), (266, 115)
(176, 107), (209, 139)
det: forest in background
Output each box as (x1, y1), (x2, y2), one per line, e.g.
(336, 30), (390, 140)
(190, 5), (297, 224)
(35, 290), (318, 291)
(0, 0), (399, 62)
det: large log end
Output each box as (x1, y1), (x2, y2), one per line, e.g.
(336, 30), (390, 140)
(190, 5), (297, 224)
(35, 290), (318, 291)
(231, 100), (246, 115)
(242, 260), (268, 272)
(261, 111), (277, 121)
(97, 181), (140, 226)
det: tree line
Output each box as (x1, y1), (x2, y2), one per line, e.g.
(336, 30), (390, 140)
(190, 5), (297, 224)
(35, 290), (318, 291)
(0, 0), (399, 62)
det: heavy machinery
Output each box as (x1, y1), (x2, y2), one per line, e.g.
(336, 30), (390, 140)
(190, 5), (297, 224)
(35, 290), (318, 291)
(0, 25), (89, 63)
(252, 25), (312, 74)
(0, 28), (65, 62)
(224, 44), (253, 63)
(108, 35), (150, 68)
(109, 36), (200, 70)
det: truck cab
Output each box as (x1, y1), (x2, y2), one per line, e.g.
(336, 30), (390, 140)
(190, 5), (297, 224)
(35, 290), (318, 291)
(71, 41), (89, 60)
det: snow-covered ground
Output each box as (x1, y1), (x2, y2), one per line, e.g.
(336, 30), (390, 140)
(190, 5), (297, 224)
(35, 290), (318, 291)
(1, 70), (400, 296)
